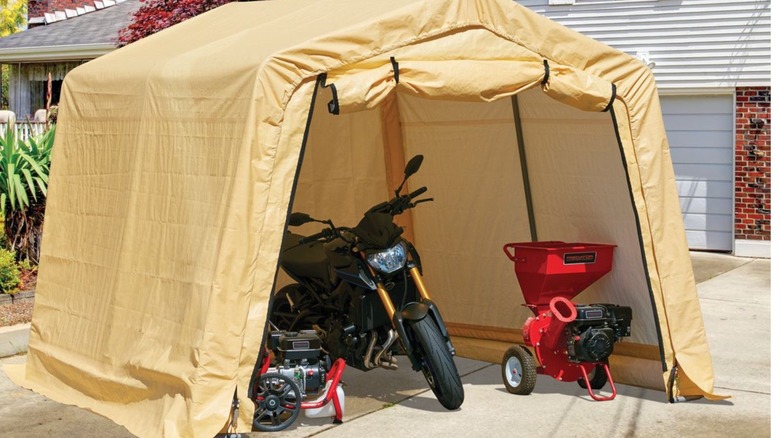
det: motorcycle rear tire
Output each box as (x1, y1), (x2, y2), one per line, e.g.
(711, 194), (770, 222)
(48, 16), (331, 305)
(410, 315), (464, 410)
(270, 286), (300, 331)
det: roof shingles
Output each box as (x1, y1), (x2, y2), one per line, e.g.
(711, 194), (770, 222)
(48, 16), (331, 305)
(0, 0), (141, 50)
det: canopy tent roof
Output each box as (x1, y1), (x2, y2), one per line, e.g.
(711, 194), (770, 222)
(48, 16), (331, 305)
(7, 0), (724, 436)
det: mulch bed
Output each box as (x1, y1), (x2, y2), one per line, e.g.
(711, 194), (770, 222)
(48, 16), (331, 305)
(0, 264), (38, 327)
(0, 299), (33, 327)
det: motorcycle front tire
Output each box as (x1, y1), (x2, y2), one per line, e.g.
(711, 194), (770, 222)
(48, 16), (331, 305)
(410, 315), (465, 410)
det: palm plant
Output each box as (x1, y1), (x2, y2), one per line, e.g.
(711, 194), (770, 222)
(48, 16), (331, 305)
(0, 123), (54, 264)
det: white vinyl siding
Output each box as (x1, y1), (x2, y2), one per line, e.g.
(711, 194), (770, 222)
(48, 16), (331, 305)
(516, 0), (771, 89)
(661, 95), (734, 251)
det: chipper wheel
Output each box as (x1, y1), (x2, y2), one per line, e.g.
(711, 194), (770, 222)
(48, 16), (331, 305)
(502, 345), (536, 395)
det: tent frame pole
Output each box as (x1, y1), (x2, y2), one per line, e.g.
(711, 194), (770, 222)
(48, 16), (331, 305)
(511, 95), (537, 242)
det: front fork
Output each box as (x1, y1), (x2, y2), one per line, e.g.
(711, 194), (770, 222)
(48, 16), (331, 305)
(374, 265), (431, 318)
(366, 260), (455, 370)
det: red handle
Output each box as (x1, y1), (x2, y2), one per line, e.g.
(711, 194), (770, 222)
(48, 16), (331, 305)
(503, 243), (527, 262)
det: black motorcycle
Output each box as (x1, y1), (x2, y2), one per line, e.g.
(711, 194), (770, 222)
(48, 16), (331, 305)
(270, 155), (464, 410)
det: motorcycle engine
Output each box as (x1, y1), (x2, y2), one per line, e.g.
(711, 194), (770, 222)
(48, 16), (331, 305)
(322, 318), (375, 371)
(267, 330), (328, 395)
(566, 304), (633, 362)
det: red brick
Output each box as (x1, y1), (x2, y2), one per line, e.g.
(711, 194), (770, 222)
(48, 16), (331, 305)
(27, 0), (96, 17)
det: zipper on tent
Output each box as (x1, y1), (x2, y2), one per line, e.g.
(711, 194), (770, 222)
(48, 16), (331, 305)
(511, 94), (538, 242)
(608, 105), (668, 372)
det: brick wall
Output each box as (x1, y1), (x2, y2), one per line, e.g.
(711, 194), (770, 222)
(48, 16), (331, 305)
(27, 0), (49, 18)
(735, 86), (771, 240)
(28, 0), (97, 18)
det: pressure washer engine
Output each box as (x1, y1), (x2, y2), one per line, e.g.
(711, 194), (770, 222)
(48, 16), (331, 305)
(252, 330), (346, 432)
(266, 330), (328, 395)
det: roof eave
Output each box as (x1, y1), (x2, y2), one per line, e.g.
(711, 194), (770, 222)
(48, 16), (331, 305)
(0, 43), (116, 63)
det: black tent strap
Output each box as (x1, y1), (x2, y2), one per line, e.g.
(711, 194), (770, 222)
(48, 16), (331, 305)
(541, 59), (550, 86)
(391, 57), (400, 83)
(603, 83), (618, 112)
(318, 73), (340, 115)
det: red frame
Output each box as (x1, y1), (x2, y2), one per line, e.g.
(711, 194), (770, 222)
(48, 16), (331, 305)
(300, 358), (346, 422)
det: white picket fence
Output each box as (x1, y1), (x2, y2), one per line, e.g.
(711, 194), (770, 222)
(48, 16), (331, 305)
(0, 122), (48, 142)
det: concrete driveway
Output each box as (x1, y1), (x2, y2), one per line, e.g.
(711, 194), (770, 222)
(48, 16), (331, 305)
(0, 252), (770, 437)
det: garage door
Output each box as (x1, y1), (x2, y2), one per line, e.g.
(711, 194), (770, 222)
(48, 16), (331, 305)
(660, 95), (734, 251)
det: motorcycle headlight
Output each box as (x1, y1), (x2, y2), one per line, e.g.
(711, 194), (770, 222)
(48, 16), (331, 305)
(367, 242), (407, 274)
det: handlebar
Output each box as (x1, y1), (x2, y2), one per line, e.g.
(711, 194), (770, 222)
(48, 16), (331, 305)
(407, 186), (428, 200)
(299, 228), (332, 244)
(297, 186), (433, 244)
(368, 186), (430, 216)
(298, 226), (354, 245)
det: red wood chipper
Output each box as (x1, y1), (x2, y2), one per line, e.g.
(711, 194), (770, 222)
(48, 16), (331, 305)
(501, 241), (633, 401)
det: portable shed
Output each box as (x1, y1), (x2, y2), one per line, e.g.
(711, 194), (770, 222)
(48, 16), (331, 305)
(7, 0), (725, 436)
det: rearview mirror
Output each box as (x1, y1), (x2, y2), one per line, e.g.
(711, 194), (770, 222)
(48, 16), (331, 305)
(395, 154), (425, 197)
(404, 155), (424, 178)
(289, 212), (313, 227)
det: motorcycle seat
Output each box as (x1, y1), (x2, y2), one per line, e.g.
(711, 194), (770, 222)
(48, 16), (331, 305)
(280, 232), (331, 282)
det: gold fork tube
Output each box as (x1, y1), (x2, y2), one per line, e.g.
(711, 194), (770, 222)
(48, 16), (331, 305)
(362, 253), (399, 327)
(376, 283), (398, 326)
(409, 266), (431, 301)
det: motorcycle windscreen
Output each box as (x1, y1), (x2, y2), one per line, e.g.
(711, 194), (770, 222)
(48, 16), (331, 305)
(397, 89), (664, 389)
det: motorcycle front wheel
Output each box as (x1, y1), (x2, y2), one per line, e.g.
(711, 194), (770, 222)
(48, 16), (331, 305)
(410, 315), (464, 410)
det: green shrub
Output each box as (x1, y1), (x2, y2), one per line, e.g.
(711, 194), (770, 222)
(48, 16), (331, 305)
(0, 247), (20, 294)
(0, 123), (53, 215)
(0, 123), (54, 263)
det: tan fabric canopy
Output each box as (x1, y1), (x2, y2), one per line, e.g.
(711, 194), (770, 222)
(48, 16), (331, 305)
(6, 0), (725, 436)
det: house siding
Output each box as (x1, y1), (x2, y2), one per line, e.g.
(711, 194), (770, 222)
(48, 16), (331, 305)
(516, 0), (771, 89)
(519, 0), (771, 256)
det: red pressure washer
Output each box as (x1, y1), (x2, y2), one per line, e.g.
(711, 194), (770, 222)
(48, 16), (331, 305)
(501, 241), (633, 401)
(252, 330), (346, 432)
